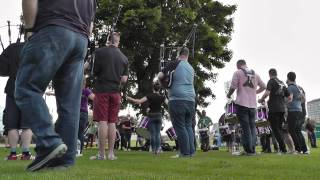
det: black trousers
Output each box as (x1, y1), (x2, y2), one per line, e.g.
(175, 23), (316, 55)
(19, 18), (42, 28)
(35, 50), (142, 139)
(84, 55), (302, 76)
(287, 111), (308, 153)
(268, 112), (287, 153)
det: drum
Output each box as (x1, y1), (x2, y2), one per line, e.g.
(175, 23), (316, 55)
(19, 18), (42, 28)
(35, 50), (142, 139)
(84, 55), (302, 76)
(255, 106), (270, 127)
(256, 126), (271, 136)
(219, 125), (232, 137)
(135, 117), (150, 139)
(225, 102), (238, 124)
(166, 127), (177, 141)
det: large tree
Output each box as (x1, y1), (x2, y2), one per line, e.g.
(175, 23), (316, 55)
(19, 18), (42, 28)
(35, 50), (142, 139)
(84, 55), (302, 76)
(94, 0), (236, 114)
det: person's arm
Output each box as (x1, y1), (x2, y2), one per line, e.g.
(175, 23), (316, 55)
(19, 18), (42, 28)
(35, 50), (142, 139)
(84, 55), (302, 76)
(22, 0), (38, 39)
(88, 93), (95, 101)
(227, 72), (238, 98)
(127, 96), (147, 105)
(120, 62), (129, 84)
(256, 75), (266, 94)
(258, 90), (270, 103)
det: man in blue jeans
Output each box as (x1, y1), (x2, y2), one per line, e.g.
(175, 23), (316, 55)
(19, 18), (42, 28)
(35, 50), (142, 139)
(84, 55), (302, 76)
(227, 60), (266, 155)
(15, 0), (96, 171)
(158, 47), (196, 157)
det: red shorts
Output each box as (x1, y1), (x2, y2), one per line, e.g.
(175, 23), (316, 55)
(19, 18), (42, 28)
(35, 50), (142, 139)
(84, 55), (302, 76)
(93, 92), (121, 123)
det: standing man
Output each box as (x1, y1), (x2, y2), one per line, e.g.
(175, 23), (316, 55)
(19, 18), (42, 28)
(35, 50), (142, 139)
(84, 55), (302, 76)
(0, 42), (33, 160)
(227, 59), (266, 155)
(16, 0), (96, 171)
(91, 32), (129, 160)
(286, 72), (308, 154)
(258, 68), (290, 154)
(158, 47), (196, 158)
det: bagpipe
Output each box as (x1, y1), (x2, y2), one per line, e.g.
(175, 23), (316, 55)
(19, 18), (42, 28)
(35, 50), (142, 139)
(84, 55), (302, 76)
(0, 15), (25, 51)
(158, 24), (197, 89)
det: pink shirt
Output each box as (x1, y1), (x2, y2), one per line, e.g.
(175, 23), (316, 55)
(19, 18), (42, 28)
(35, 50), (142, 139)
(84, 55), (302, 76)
(230, 69), (266, 108)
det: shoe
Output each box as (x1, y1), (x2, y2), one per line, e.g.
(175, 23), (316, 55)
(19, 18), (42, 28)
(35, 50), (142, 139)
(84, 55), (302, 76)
(76, 153), (83, 157)
(89, 154), (106, 160)
(127, 149), (131, 152)
(170, 154), (180, 159)
(231, 151), (242, 156)
(5, 154), (17, 160)
(21, 153), (34, 160)
(287, 151), (298, 155)
(302, 151), (310, 155)
(26, 144), (67, 172)
(107, 154), (118, 161)
(44, 165), (69, 171)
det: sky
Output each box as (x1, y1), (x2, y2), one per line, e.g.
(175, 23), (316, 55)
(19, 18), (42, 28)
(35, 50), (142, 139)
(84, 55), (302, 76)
(0, 0), (319, 130)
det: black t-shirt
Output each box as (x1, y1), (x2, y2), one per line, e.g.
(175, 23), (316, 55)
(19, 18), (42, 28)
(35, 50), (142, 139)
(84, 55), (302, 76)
(34, 0), (96, 38)
(0, 43), (24, 96)
(93, 46), (129, 93)
(146, 93), (165, 113)
(267, 78), (290, 113)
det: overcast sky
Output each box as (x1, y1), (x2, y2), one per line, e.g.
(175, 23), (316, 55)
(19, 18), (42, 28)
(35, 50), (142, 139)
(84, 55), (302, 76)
(0, 0), (319, 127)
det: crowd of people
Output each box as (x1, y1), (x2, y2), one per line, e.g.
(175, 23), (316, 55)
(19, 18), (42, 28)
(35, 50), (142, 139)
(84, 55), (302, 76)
(0, 0), (318, 173)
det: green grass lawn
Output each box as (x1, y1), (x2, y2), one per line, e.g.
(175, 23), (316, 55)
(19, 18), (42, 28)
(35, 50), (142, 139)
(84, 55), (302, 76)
(0, 147), (319, 180)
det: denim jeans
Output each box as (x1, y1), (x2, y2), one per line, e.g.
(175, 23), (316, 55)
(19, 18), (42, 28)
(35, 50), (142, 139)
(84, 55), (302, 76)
(236, 105), (257, 153)
(15, 26), (87, 165)
(148, 118), (162, 152)
(78, 111), (88, 153)
(169, 100), (195, 156)
(288, 111), (307, 153)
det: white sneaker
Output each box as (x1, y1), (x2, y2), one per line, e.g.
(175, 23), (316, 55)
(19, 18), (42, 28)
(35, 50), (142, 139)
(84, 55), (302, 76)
(170, 154), (180, 159)
(108, 154), (118, 161)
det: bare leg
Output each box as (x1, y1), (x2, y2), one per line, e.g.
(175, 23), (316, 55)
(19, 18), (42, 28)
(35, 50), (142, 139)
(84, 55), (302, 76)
(21, 129), (33, 150)
(8, 129), (19, 152)
(107, 123), (116, 159)
(98, 121), (108, 158)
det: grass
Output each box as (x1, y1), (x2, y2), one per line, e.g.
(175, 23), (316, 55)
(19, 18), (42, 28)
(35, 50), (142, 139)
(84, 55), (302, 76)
(0, 146), (320, 180)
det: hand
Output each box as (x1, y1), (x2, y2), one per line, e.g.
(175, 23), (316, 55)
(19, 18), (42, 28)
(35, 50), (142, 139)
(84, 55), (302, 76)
(258, 98), (264, 103)
(26, 32), (33, 41)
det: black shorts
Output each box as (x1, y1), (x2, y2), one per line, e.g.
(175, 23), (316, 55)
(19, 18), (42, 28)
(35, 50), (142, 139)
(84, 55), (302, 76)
(3, 95), (29, 130)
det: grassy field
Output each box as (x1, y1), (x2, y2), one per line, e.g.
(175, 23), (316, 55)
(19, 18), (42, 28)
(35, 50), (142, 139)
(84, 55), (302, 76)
(0, 146), (320, 180)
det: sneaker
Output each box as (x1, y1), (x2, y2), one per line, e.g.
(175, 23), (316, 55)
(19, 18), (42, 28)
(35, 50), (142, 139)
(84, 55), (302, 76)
(170, 154), (180, 159)
(89, 154), (106, 160)
(76, 153), (83, 157)
(21, 153), (34, 160)
(107, 154), (118, 161)
(231, 151), (242, 156)
(26, 144), (67, 172)
(5, 154), (17, 160)
(44, 165), (68, 171)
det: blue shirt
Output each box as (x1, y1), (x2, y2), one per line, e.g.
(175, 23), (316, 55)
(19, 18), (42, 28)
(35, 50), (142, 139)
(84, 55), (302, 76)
(287, 83), (302, 112)
(168, 60), (195, 102)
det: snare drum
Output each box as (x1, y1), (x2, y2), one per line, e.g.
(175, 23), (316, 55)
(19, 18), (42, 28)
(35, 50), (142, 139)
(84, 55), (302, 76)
(225, 102), (238, 124)
(219, 125), (232, 137)
(256, 126), (271, 136)
(135, 117), (150, 139)
(166, 127), (177, 141)
(255, 106), (270, 127)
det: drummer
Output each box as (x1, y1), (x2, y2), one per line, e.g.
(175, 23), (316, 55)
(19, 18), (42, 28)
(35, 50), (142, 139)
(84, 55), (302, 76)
(127, 81), (167, 155)
(258, 68), (290, 154)
(198, 110), (213, 130)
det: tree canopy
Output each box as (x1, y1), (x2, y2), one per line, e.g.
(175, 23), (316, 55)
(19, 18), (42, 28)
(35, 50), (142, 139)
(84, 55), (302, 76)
(94, 0), (237, 114)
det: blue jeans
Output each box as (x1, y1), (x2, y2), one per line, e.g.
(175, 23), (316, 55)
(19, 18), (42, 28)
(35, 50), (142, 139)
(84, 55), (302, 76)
(15, 26), (87, 165)
(236, 105), (257, 153)
(169, 100), (195, 156)
(78, 111), (88, 153)
(148, 118), (162, 152)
